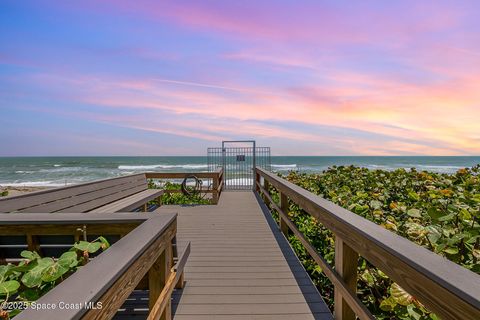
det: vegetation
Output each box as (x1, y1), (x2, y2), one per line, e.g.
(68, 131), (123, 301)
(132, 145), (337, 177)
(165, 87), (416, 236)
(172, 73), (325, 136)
(0, 237), (109, 319)
(148, 180), (210, 205)
(0, 190), (8, 197)
(268, 165), (480, 319)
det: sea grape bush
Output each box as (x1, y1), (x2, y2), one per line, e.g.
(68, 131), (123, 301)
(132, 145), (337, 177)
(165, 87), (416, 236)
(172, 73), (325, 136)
(0, 237), (109, 319)
(148, 180), (210, 205)
(270, 165), (480, 319)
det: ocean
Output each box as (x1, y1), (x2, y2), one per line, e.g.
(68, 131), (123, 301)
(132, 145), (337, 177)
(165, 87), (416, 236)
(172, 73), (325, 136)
(0, 156), (479, 187)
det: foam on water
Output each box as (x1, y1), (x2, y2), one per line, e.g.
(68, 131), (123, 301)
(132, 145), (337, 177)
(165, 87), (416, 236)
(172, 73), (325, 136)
(271, 164), (297, 169)
(4, 181), (72, 187)
(118, 164), (208, 170)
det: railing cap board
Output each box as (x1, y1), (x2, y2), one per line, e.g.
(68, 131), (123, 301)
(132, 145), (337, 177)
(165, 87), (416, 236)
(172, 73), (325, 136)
(256, 167), (480, 316)
(145, 171), (222, 179)
(13, 213), (177, 320)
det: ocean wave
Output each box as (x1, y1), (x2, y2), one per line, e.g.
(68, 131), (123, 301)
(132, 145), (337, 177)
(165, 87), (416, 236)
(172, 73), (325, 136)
(271, 164), (297, 169)
(14, 170), (35, 174)
(415, 165), (464, 170)
(118, 164), (208, 170)
(39, 166), (85, 173)
(53, 164), (61, 167)
(1, 181), (71, 187)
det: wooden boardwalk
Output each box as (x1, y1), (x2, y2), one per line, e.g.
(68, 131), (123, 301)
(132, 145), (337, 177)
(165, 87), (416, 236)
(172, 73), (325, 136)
(156, 191), (332, 320)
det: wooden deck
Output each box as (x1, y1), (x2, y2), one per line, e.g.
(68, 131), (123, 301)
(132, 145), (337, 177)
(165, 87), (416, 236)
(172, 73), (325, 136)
(156, 191), (332, 320)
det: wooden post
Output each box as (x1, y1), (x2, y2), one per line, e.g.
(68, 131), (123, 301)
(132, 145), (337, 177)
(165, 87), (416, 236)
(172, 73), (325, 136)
(149, 243), (173, 320)
(263, 180), (271, 205)
(26, 234), (42, 256)
(255, 172), (261, 192)
(334, 237), (358, 320)
(279, 192), (289, 236)
(212, 172), (219, 205)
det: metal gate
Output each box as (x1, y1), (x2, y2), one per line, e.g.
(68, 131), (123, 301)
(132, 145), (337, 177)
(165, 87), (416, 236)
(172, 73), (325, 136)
(208, 141), (271, 190)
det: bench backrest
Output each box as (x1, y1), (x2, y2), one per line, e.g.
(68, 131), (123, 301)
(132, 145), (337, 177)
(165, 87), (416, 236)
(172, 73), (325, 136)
(0, 174), (148, 213)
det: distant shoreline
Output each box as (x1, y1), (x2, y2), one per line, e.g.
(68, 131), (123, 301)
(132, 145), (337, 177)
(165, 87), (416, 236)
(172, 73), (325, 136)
(1, 156), (479, 191)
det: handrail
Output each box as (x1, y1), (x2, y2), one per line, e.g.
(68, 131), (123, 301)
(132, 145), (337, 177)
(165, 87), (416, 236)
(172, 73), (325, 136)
(146, 168), (223, 204)
(255, 167), (480, 320)
(1, 213), (181, 320)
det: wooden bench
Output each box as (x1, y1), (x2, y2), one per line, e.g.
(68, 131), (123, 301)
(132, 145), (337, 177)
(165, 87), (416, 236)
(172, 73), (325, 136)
(0, 174), (163, 213)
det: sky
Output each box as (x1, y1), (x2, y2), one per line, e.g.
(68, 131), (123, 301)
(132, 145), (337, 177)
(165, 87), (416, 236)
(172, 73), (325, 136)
(1, 0), (479, 156)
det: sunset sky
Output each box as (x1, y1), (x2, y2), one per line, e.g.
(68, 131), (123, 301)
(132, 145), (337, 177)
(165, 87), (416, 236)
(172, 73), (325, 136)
(1, 0), (479, 156)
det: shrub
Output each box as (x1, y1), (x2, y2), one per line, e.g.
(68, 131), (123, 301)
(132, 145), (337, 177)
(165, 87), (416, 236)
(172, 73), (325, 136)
(0, 237), (109, 318)
(270, 165), (479, 319)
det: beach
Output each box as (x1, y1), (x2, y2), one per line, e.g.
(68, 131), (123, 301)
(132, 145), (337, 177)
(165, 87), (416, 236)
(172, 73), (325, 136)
(0, 186), (50, 197)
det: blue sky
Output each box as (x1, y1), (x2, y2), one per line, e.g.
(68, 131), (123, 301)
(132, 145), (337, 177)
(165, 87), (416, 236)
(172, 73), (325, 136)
(1, 0), (480, 156)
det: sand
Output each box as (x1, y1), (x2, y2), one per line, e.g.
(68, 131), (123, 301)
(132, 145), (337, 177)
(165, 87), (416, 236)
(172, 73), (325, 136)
(0, 186), (51, 197)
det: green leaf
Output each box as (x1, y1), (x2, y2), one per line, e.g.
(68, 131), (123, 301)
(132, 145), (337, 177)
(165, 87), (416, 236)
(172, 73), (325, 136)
(459, 209), (472, 220)
(443, 247), (459, 255)
(369, 200), (382, 210)
(58, 251), (78, 268)
(11, 260), (36, 273)
(74, 241), (102, 253)
(37, 257), (55, 267)
(0, 265), (14, 279)
(472, 194), (480, 203)
(407, 208), (422, 218)
(21, 265), (46, 288)
(430, 313), (441, 320)
(426, 226), (442, 244)
(390, 283), (413, 306)
(427, 207), (443, 221)
(407, 304), (421, 320)
(408, 191), (420, 201)
(360, 269), (375, 286)
(97, 236), (110, 250)
(379, 296), (397, 311)
(42, 263), (69, 282)
(20, 250), (41, 261)
(438, 213), (455, 222)
(0, 280), (20, 296)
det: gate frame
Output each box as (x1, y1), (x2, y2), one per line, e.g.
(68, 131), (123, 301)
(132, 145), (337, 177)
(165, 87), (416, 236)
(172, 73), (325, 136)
(222, 140), (256, 191)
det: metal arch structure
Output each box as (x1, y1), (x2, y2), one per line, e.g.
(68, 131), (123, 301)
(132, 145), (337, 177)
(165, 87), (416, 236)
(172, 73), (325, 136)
(208, 140), (271, 190)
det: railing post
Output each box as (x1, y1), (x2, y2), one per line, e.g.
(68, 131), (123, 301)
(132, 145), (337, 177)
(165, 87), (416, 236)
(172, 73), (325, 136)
(255, 171), (260, 192)
(149, 243), (173, 320)
(334, 237), (358, 320)
(263, 179), (271, 205)
(212, 172), (219, 205)
(279, 192), (289, 236)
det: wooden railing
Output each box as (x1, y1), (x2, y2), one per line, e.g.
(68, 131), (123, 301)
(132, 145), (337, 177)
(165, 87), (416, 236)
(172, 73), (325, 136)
(0, 213), (189, 320)
(146, 168), (223, 204)
(255, 167), (480, 320)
